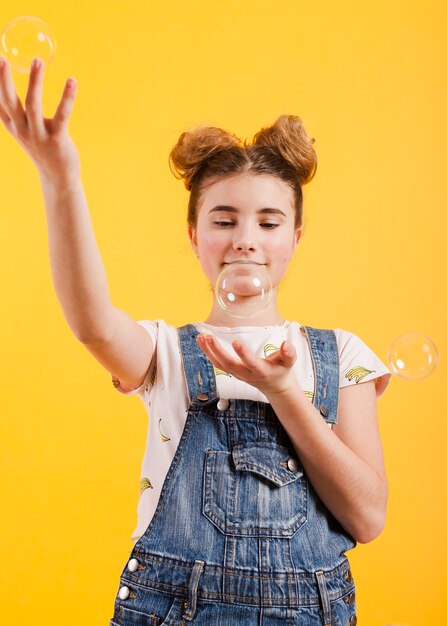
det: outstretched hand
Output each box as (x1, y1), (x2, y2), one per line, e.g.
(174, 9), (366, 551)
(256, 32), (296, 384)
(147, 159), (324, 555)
(0, 56), (80, 182)
(196, 333), (299, 398)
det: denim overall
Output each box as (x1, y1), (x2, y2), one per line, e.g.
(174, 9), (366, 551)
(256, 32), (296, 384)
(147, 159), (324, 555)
(110, 324), (358, 625)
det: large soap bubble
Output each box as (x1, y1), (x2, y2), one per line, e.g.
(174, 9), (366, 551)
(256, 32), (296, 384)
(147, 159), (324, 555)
(214, 261), (273, 319)
(387, 332), (439, 380)
(1, 16), (56, 74)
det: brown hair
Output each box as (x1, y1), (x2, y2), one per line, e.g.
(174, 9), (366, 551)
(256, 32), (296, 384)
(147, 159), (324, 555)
(168, 114), (317, 231)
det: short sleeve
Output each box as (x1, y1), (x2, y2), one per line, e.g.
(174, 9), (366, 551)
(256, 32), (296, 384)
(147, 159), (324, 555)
(111, 320), (159, 396)
(335, 329), (393, 399)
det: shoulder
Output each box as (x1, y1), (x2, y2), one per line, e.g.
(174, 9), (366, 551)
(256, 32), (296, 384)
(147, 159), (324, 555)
(136, 319), (177, 338)
(333, 327), (365, 354)
(333, 328), (393, 399)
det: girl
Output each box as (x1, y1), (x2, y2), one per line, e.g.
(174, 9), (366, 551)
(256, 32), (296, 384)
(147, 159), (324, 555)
(0, 57), (392, 625)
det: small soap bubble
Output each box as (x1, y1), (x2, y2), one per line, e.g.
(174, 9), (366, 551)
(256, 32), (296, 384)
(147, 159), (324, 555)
(1, 16), (56, 74)
(387, 332), (439, 380)
(214, 261), (273, 319)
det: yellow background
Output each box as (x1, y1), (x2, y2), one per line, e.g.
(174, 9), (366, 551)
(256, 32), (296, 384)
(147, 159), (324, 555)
(1, 1), (445, 624)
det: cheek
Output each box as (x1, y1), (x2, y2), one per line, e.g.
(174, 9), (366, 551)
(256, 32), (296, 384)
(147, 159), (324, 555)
(197, 234), (226, 280)
(266, 240), (294, 286)
(270, 241), (292, 264)
(200, 236), (224, 260)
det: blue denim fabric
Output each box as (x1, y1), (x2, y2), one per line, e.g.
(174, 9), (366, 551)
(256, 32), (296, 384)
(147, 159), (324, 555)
(110, 324), (358, 625)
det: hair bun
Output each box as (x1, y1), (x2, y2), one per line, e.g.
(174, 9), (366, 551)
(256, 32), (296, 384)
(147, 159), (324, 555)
(169, 126), (242, 191)
(252, 114), (317, 185)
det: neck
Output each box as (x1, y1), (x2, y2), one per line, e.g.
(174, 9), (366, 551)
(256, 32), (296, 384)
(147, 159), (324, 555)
(203, 293), (285, 328)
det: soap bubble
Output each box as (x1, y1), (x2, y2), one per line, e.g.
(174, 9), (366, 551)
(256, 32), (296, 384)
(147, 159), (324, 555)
(387, 332), (439, 380)
(214, 262), (273, 319)
(1, 16), (56, 74)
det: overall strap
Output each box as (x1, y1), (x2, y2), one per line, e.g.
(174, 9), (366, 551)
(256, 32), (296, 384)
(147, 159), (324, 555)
(302, 326), (340, 425)
(178, 324), (218, 407)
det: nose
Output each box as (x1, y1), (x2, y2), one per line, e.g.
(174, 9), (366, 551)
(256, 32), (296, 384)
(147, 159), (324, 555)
(234, 240), (256, 253)
(233, 226), (257, 253)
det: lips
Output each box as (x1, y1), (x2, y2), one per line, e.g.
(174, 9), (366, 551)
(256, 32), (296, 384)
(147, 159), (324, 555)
(224, 261), (264, 265)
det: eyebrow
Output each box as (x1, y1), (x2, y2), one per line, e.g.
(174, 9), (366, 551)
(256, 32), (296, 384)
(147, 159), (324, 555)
(208, 205), (287, 217)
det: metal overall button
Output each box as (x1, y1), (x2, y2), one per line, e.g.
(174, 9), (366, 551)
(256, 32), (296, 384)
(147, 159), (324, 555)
(320, 403), (329, 417)
(196, 392), (209, 401)
(278, 458), (299, 473)
(127, 558), (139, 572)
(287, 458), (299, 472)
(118, 586), (130, 600)
(217, 399), (229, 411)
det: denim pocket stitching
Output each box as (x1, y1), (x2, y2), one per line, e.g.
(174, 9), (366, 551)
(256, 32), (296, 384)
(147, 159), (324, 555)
(203, 449), (308, 537)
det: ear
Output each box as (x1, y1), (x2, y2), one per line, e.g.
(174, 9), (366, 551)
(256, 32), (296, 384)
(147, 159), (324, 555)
(188, 225), (198, 255)
(293, 228), (302, 250)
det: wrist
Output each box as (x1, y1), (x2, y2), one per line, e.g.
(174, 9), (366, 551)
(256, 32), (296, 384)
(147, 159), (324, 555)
(39, 169), (82, 192)
(262, 374), (302, 401)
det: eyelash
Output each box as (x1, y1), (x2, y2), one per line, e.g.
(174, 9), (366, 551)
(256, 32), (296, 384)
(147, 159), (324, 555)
(213, 221), (279, 229)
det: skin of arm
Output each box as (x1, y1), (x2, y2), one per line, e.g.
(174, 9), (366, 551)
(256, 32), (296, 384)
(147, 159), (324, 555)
(266, 377), (387, 543)
(39, 175), (117, 342)
(0, 57), (116, 343)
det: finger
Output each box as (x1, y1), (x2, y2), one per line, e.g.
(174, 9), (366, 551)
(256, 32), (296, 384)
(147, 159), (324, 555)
(52, 77), (77, 134)
(278, 341), (297, 365)
(281, 340), (295, 356)
(0, 57), (27, 135)
(25, 58), (45, 136)
(197, 336), (228, 372)
(200, 335), (244, 375)
(232, 340), (260, 369)
(0, 101), (14, 132)
(197, 335), (226, 367)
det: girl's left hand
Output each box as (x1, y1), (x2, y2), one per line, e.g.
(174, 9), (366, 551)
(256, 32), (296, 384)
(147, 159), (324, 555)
(196, 334), (298, 397)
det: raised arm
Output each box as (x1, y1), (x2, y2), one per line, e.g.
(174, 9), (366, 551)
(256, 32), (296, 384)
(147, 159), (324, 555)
(0, 57), (154, 388)
(0, 56), (109, 339)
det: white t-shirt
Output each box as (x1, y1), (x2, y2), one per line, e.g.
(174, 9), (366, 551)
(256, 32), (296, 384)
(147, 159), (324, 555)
(111, 320), (392, 542)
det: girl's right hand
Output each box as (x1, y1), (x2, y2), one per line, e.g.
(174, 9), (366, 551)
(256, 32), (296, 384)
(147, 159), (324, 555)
(0, 56), (80, 183)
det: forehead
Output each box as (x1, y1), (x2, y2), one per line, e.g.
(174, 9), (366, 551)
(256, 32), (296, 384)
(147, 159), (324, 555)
(199, 174), (295, 214)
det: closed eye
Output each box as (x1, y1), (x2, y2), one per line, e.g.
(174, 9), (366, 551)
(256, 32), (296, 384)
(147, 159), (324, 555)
(213, 221), (279, 229)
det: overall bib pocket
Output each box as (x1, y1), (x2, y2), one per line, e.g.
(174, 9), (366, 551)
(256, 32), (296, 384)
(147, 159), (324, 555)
(111, 593), (186, 626)
(202, 442), (308, 537)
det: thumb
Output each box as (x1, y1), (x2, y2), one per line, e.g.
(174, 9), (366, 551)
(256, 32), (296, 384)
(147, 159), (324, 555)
(280, 340), (296, 364)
